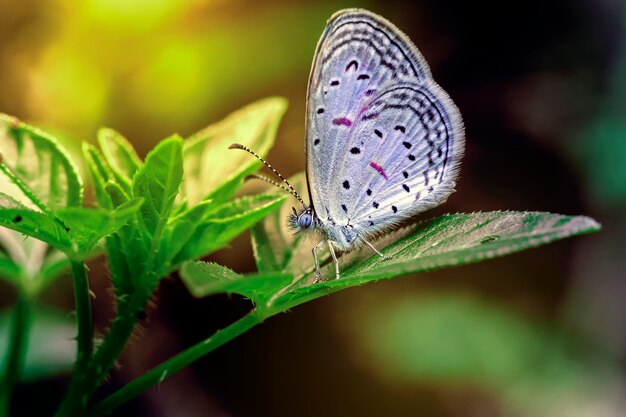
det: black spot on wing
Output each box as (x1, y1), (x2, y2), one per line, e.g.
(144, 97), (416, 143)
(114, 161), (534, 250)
(343, 180), (350, 189)
(403, 184), (410, 192)
(350, 147), (361, 154)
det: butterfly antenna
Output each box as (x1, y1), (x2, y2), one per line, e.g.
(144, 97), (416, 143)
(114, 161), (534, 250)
(229, 143), (307, 208)
(245, 174), (307, 206)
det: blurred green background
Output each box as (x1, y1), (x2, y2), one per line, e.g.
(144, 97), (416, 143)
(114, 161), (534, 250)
(1, 0), (625, 416)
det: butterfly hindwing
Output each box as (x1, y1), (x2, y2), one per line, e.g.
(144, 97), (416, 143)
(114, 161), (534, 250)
(334, 81), (464, 235)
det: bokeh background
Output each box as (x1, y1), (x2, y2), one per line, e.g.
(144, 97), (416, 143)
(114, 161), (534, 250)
(1, 0), (625, 416)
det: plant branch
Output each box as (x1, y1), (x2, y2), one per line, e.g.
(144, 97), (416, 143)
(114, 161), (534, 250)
(54, 292), (140, 417)
(0, 295), (32, 417)
(53, 260), (94, 417)
(89, 310), (265, 416)
(71, 260), (94, 372)
(56, 206), (167, 415)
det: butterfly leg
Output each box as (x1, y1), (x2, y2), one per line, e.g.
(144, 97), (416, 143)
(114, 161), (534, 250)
(362, 239), (392, 260)
(312, 240), (327, 283)
(327, 240), (341, 280)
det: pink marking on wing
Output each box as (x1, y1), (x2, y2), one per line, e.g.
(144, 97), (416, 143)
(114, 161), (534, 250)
(332, 117), (352, 127)
(369, 161), (388, 180)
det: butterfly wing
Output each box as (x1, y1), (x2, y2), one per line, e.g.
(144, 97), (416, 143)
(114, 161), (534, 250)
(306, 9), (464, 241)
(335, 81), (464, 236)
(305, 9), (430, 214)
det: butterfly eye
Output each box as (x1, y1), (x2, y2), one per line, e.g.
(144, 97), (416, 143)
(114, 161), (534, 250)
(298, 213), (313, 229)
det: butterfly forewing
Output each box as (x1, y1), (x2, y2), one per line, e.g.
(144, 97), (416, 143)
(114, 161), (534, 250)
(305, 10), (431, 212)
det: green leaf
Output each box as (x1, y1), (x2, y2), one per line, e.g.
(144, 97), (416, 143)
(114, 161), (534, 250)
(157, 200), (217, 267)
(105, 181), (130, 206)
(166, 193), (286, 271)
(104, 230), (139, 299)
(180, 262), (292, 302)
(132, 135), (183, 238)
(182, 97), (287, 205)
(0, 193), (72, 292)
(0, 306), (75, 382)
(82, 142), (114, 209)
(0, 114), (83, 210)
(0, 197), (75, 255)
(101, 200), (150, 298)
(336, 212), (600, 282)
(0, 227), (69, 292)
(0, 117), (91, 291)
(97, 128), (141, 188)
(100, 180), (143, 297)
(57, 198), (144, 258)
(181, 210), (600, 315)
(0, 194), (143, 259)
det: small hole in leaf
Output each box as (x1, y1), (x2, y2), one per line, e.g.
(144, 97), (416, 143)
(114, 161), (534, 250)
(479, 235), (499, 244)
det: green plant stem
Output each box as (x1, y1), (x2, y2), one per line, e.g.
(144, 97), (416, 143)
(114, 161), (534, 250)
(57, 216), (166, 415)
(89, 310), (265, 416)
(52, 260), (94, 417)
(85, 303), (139, 388)
(0, 295), (32, 417)
(71, 260), (94, 371)
(54, 296), (139, 417)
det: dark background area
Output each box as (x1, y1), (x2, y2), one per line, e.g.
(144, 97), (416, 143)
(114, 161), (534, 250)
(1, 0), (625, 416)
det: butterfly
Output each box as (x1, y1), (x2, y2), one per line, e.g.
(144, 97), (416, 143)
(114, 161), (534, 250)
(231, 8), (464, 281)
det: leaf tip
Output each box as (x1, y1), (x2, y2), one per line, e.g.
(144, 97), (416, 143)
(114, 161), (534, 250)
(575, 215), (602, 233)
(258, 96), (289, 112)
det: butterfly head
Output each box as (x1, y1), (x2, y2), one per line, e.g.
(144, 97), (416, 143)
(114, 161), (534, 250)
(288, 206), (317, 234)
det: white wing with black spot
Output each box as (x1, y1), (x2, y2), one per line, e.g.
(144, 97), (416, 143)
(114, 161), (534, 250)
(335, 81), (463, 235)
(305, 9), (464, 241)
